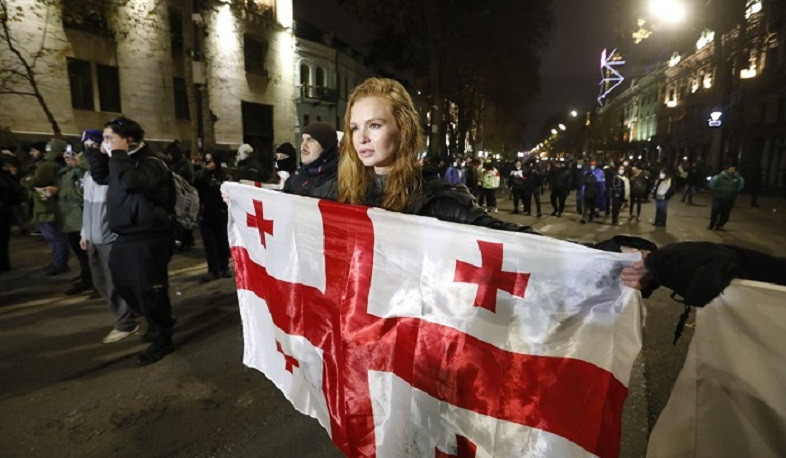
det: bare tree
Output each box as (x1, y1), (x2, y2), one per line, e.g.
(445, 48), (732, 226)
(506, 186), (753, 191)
(0, 0), (61, 134)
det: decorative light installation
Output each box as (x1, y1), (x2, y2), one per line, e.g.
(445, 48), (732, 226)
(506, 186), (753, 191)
(597, 48), (626, 106)
(708, 111), (722, 127)
(668, 52), (682, 67)
(745, 0), (762, 19)
(696, 29), (715, 50)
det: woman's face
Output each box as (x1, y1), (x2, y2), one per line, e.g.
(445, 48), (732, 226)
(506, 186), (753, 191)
(349, 96), (399, 173)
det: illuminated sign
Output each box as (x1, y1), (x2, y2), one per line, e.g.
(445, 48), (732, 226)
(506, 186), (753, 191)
(708, 111), (722, 127)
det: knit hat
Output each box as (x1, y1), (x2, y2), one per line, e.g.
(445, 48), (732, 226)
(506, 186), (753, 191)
(302, 122), (338, 151)
(275, 142), (296, 158)
(81, 129), (103, 144)
(29, 141), (47, 154)
(237, 143), (253, 162)
(46, 138), (68, 155)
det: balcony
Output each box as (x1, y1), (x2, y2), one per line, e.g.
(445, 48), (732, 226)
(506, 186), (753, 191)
(299, 85), (338, 104)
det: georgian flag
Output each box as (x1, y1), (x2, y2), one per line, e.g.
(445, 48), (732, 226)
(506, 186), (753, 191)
(223, 182), (643, 458)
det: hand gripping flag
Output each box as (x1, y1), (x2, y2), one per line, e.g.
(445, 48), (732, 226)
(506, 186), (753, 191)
(224, 183), (643, 458)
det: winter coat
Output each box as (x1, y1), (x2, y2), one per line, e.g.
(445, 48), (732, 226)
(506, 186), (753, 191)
(629, 173), (649, 198)
(581, 170), (600, 200)
(282, 144), (339, 199)
(481, 167), (500, 189)
(235, 156), (267, 183)
(0, 171), (26, 208)
(445, 165), (461, 185)
(609, 174), (629, 201)
(56, 160), (88, 233)
(81, 172), (116, 245)
(86, 145), (174, 236)
(652, 177), (675, 200)
(21, 148), (60, 224)
(522, 164), (543, 189)
(194, 165), (231, 221)
(508, 168), (526, 189)
(709, 171), (744, 200)
(549, 166), (573, 191)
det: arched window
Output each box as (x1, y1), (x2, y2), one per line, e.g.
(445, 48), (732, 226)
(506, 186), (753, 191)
(300, 64), (310, 86)
(316, 67), (325, 88)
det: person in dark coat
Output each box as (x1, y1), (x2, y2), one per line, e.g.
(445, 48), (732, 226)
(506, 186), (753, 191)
(651, 169), (675, 227)
(1, 153), (27, 272)
(234, 143), (267, 183)
(548, 161), (572, 217)
(273, 142), (298, 187)
(521, 158), (543, 217)
(508, 160), (526, 214)
(87, 117), (176, 366)
(282, 122), (339, 198)
(193, 152), (232, 283)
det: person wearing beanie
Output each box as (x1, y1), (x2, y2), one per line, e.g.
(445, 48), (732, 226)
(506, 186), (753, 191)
(22, 139), (69, 275)
(234, 143), (266, 182)
(281, 122), (339, 198)
(272, 142), (297, 189)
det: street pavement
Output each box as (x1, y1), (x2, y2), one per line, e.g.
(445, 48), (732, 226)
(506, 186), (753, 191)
(1, 189), (783, 457)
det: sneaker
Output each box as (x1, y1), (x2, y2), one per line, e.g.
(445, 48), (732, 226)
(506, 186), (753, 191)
(493, 208), (498, 213)
(65, 282), (92, 295)
(136, 342), (174, 366)
(44, 265), (69, 276)
(103, 324), (140, 344)
(199, 273), (218, 284)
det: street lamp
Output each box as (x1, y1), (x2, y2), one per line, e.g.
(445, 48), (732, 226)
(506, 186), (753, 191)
(558, 123), (566, 131)
(551, 129), (558, 135)
(648, 0), (686, 24)
(570, 110), (578, 118)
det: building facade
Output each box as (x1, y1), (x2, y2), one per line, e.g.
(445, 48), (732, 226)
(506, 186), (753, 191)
(0, 0), (296, 159)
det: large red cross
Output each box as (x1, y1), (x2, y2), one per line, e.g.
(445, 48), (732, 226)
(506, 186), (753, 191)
(232, 199), (626, 458)
(453, 240), (531, 312)
(246, 199), (274, 247)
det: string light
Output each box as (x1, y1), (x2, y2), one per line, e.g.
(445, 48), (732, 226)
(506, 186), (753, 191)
(597, 48), (625, 106)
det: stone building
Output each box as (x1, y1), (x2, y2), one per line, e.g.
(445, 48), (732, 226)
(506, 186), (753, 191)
(0, 0), (296, 160)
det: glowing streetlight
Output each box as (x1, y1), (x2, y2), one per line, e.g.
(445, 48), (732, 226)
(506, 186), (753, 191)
(558, 123), (566, 131)
(550, 129), (558, 135)
(570, 110), (578, 118)
(648, 0), (687, 24)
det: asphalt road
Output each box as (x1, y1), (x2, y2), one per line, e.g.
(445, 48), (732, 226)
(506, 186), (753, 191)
(1, 189), (783, 457)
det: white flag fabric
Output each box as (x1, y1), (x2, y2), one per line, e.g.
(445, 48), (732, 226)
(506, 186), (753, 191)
(223, 183), (644, 457)
(647, 280), (786, 458)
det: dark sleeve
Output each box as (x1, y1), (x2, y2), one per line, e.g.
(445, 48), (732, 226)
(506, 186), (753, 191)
(644, 241), (786, 307)
(85, 147), (110, 185)
(109, 151), (168, 193)
(421, 185), (538, 234)
(282, 174), (294, 193)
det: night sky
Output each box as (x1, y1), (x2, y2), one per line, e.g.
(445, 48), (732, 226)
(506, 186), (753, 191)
(294, 0), (619, 147)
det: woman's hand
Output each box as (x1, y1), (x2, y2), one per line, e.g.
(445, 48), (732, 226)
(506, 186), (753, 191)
(621, 251), (652, 290)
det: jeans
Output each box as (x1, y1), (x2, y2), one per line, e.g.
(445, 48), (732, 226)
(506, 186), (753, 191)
(37, 222), (68, 268)
(654, 198), (669, 226)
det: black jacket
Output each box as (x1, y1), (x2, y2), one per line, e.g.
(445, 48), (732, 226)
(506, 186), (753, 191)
(87, 145), (173, 235)
(549, 165), (573, 191)
(235, 157), (267, 183)
(645, 241), (786, 307)
(194, 165), (230, 221)
(282, 145), (338, 198)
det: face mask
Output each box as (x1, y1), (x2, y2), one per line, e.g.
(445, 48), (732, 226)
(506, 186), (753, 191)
(102, 142), (112, 156)
(659, 173), (666, 179)
(590, 165), (596, 171)
(576, 165), (582, 169)
(618, 169), (625, 175)
(623, 161), (629, 167)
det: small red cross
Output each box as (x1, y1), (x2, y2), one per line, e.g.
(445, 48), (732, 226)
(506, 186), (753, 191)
(276, 341), (299, 373)
(453, 240), (531, 312)
(435, 434), (477, 458)
(246, 199), (274, 247)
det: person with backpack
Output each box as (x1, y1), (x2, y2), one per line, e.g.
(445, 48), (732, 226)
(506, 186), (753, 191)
(193, 152), (232, 283)
(86, 117), (176, 366)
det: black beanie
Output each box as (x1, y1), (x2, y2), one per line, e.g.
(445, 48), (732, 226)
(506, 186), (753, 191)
(275, 142), (296, 157)
(302, 122), (338, 151)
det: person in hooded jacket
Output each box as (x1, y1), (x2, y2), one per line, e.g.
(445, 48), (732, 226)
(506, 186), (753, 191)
(548, 161), (573, 217)
(234, 143), (267, 183)
(22, 139), (69, 275)
(282, 122), (339, 198)
(86, 117), (176, 366)
(273, 142), (297, 188)
(194, 152), (232, 283)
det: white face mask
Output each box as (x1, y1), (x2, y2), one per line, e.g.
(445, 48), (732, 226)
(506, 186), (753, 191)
(618, 169), (625, 175)
(102, 142), (112, 156)
(659, 173), (666, 179)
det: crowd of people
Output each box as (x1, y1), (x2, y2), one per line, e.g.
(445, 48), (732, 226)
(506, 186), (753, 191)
(427, 153), (752, 231)
(1, 76), (783, 368)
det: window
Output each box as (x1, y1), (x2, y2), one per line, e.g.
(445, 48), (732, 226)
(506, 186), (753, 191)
(169, 9), (184, 56)
(62, 0), (108, 32)
(303, 115), (310, 126)
(97, 64), (121, 112)
(315, 67), (325, 88)
(244, 34), (269, 74)
(173, 78), (189, 120)
(300, 64), (310, 86)
(67, 58), (93, 110)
